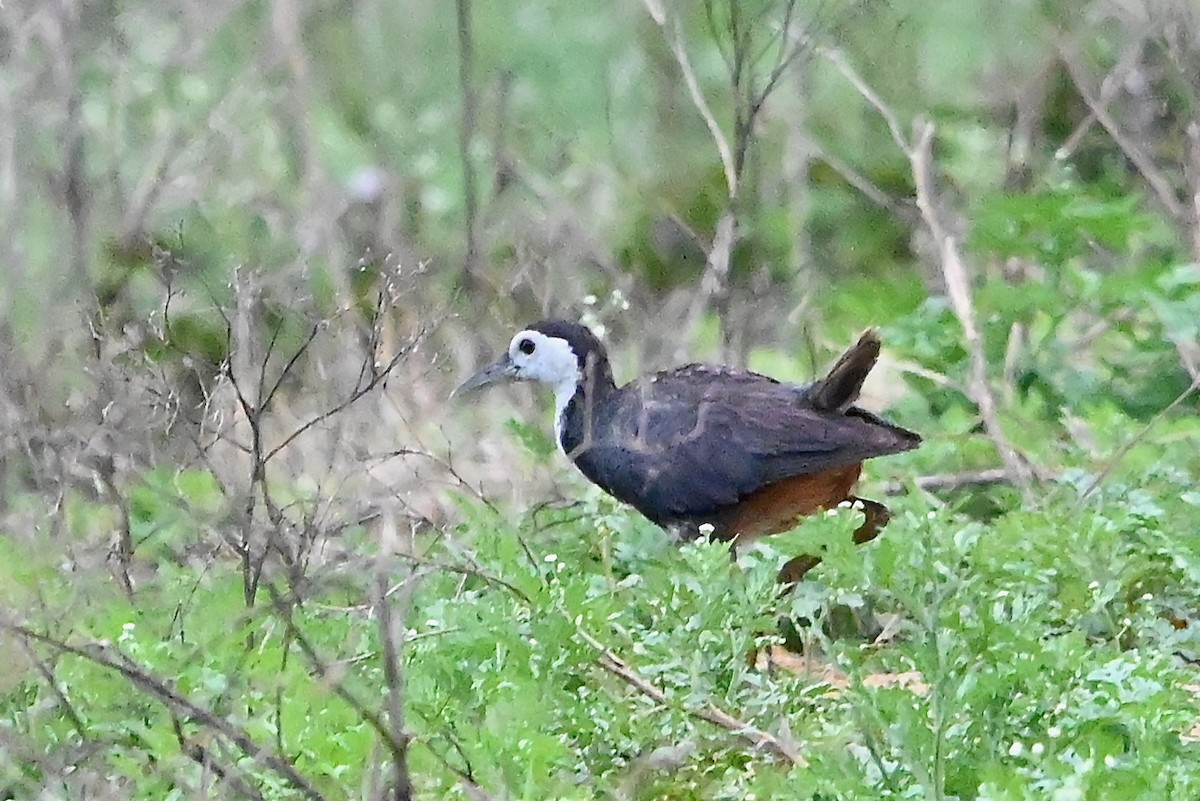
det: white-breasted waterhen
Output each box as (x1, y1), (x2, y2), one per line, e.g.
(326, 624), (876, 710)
(456, 320), (921, 582)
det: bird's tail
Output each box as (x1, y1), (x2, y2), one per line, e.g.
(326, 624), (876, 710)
(806, 328), (881, 412)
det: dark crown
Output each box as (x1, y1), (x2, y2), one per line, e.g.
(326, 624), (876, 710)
(528, 319), (614, 386)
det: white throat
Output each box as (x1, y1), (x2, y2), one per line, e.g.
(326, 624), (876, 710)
(552, 372), (581, 454)
(508, 331), (584, 454)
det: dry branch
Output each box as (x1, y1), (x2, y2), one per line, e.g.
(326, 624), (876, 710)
(1056, 33), (1152, 161)
(638, 0), (811, 361)
(265, 579), (422, 768)
(1072, 370), (1200, 507)
(374, 563), (419, 801)
(456, 0), (481, 290)
(820, 48), (1038, 494)
(640, 0), (737, 196)
(909, 121), (1035, 497)
(1059, 45), (1184, 220)
(884, 468), (1015, 496)
(576, 627), (808, 768)
(4, 622), (328, 801)
(818, 47), (909, 153)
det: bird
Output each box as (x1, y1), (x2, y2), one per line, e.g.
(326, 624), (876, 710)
(456, 319), (921, 582)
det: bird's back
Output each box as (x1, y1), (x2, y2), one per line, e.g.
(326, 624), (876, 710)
(569, 360), (919, 532)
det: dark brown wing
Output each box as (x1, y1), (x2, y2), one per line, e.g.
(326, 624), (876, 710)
(570, 363), (919, 527)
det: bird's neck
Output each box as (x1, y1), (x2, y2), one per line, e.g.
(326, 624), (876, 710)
(554, 355), (615, 457)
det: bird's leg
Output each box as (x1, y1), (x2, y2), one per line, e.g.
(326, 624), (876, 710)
(775, 496), (892, 651)
(775, 496), (891, 586)
(849, 497), (890, 546)
(668, 521), (706, 544)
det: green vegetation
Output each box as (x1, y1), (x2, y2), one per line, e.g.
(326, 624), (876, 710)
(3, 0), (1200, 798)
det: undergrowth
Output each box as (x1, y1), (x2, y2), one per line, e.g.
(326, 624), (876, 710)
(2, 369), (1198, 798)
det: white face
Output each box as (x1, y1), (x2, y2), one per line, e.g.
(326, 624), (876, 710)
(506, 329), (580, 388)
(507, 330), (582, 452)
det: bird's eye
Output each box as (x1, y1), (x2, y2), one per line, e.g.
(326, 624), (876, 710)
(518, 338), (536, 355)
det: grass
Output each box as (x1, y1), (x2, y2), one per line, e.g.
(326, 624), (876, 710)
(3, 253), (1199, 799)
(5, 1), (1200, 797)
(2, 375), (1199, 798)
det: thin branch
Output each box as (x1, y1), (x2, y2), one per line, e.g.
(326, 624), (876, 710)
(1187, 121), (1200, 262)
(640, 1), (738, 196)
(811, 146), (914, 222)
(171, 715), (268, 801)
(5, 623), (328, 801)
(884, 468), (1017, 496)
(455, 0), (481, 289)
(576, 627), (808, 768)
(423, 744), (505, 801)
(260, 321), (322, 411)
(395, 551), (532, 605)
(1056, 33), (1151, 161)
(265, 580), (422, 772)
(1059, 45), (1183, 219)
(264, 342), (416, 463)
(910, 121), (1035, 497)
(375, 566), (418, 801)
(818, 46), (909, 152)
(18, 641), (89, 735)
(1175, 336), (1200, 383)
(1072, 370), (1200, 508)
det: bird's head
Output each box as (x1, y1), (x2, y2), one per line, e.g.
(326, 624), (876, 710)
(453, 320), (612, 398)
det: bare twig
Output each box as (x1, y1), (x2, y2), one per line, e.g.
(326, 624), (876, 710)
(909, 121), (1035, 497)
(1187, 121), (1200, 262)
(818, 46), (910, 152)
(1059, 45), (1184, 220)
(423, 745), (506, 801)
(1174, 335), (1200, 383)
(576, 627), (808, 767)
(17, 640), (89, 736)
(265, 344), (413, 463)
(1073, 370), (1200, 508)
(640, 2), (737, 195)
(171, 715), (268, 801)
(5, 622), (328, 801)
(640, 0), (812, 360)
(884, 468), (1016, 496)
(374, 558), (419, 801)
(810, 145), (915, 223)
(1056, 33), (1152, 161)
(821, 49), (1038, 492)
(455, 0), (481, 290)
(265, 578), (424, 778)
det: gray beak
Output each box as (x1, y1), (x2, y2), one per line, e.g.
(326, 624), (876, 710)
(452, 356), (517, 397)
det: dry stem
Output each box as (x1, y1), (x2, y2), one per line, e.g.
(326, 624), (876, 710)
(909, 121), (1035, 497)
(576, 627), (808, 768)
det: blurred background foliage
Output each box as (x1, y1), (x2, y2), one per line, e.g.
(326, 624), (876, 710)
(2, 0), (1200, 797)
(5, 0), (1195, 378)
